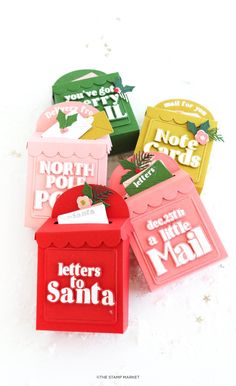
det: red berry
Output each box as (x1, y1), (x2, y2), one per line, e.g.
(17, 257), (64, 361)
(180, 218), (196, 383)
(114, 87), (120, 93)
(135, 168), (141, 173)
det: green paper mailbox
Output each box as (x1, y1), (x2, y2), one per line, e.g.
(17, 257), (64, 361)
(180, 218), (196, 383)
(52, 69), (139, 154)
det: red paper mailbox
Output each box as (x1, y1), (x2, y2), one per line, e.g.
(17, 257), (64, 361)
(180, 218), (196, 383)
(35, 185), (131, 333)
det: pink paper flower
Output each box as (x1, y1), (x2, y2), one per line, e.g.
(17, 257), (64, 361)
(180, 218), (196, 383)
(60, 128), (69, 133)
(195, 130), (209, 145)
(76, 195), (93, 209)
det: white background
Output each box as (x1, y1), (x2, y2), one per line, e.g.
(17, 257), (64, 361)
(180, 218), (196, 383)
(0, 1), (236, 385)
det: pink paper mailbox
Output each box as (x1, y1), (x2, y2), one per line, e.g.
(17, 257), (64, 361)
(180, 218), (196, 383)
(109, 153), (227, 291)
(25, 102), (112, 228)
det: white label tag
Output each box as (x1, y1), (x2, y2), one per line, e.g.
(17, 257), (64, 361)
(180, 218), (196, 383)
(57, 203), (109, 224)
(41, 113), (94, 139)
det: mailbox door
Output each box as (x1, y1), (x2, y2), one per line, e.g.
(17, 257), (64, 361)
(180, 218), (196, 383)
(129, 188), (227, 291)
(37, 242), (129, 333)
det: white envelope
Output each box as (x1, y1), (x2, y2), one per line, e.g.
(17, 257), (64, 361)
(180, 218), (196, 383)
(73, 72), (98, 81)
(57, 203), (109, 224)
(41, 113), (94, 139)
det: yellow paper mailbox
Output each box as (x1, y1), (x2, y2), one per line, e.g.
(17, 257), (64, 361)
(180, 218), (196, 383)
(135, 99), (221, 194)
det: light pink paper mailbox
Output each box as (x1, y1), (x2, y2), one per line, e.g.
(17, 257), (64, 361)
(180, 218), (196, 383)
(109, 153), (227, 291)
(25, 102), (112, 228)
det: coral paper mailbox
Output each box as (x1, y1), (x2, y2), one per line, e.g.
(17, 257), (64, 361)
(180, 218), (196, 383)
(25, 102), (112, 228)
(109, 153), (227, 291)
(52, 69), (139, 154)
(35, 185), (131, 333)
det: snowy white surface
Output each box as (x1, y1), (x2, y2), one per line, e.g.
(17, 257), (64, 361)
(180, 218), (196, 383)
(0, 1), (236, 385)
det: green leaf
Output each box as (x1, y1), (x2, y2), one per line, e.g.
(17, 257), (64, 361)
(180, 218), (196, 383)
(208, 128), (217, 137)
(66, 113), (78, 127)
(134, 151), (153, 170)
(187, 121), (198, 135)
(93, 199), (110, 208)
(120, 170), (136, 183)
(92, 187), (113, 208)
(208, 129), (224, 142)
(114, 77), (135, 94)
(57, 110), (78, 129)
(57, 110), (67, 129)
(200, 120), (210, 133)
(102, 201), (110, 208)
(123, 85), (135, 93)
(114, 76), (123, 88)
(119, 159), (136, 171)
(82, 182), (93, 199)
(92, 187), (112, 200)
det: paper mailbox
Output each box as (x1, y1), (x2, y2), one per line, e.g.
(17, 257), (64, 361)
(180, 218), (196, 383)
(135, 99), (222, 193)
(25, 102), (113, 228)
(109, 153), (227, 291)
(35, 184), (131, 333)
(52, 69), (139, 154)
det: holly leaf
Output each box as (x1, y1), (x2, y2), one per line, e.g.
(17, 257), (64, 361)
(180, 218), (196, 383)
(57, 110), (78, 129)
(57, 110), (67, 129)
(114, 76), (123, 88)
(200, 120), (210, 133)
(114, 77), (135, 94)
(119, 159), (136, 171)
(66, 113), (78, 127)
(187, 121), (198, 135)
(82, 182), (93, 199)
(120, 170), (136, 183)
(123, 85), (135, 93)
